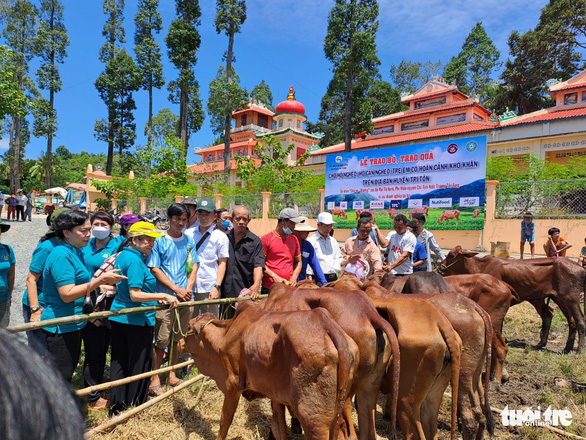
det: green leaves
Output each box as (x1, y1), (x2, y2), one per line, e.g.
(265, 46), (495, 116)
(250, 80), (274, 110)
(207, 65), (247, 136)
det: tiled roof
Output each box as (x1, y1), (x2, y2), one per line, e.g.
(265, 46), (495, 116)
(500, 106), (586, 127)
(400, 85), (460, 103)
(195, 139), (253, 155)
(373, 100), (490, 125)
(232, 105), (274, 117)
(311, 122), (495, 156)
(548, 71), (586, 94)
(188, 158), (261, 173)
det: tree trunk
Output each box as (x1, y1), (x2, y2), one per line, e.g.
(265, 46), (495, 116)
(8, 117), (16, 194)
(344, 68), (354, 152)
(146, 81), (153, 176)
(12, 117), (22, 193)
(45, 7), (56, 189)
(107, 113), (114, 175)
(223, 27), (235, 176)
(179, 61), (189, 160)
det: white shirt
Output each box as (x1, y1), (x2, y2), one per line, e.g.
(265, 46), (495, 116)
(306, 232), (343, 275)
(185, 224), (229, 293)
(417, 229), (445, 272)
(385, 230), (417, 275)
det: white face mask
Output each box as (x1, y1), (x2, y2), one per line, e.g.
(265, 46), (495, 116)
(92, 226), (111, 240)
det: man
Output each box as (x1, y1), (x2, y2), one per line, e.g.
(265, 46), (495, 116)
(306, 212), (342, 283)
(406, 221), (428, 272)
(261, 208), (303, 294)
(411, 213), (445, 272)
(221, 205), (264, 318)
(341, 217), (382, 276)
(350, 211), (379, 246)
(378, 214), (417, 275)
(5, 195), (17, 221)
(0, 190), (4, 218)
(214, 208), (232, 233)
(16, 190), (27, 222)
(293, 217), (327, 286)
(146, 203), (199, 394)
(185, 197), (229, 317)
(182, 197), (198, 230)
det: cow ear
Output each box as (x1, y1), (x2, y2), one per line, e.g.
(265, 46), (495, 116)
(454, 245), (463, 254)
(463, 250), (479, 257)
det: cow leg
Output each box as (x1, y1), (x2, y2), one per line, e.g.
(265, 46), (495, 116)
(218, 392), (241, 440)
(355, 391), (377, 440)
(491, 331), (508, 383)
(421, 365), (452, 440)
(270, 401), (287, 440)
(342, 398), (358, 440)
(552, 299), (581, 354)
(528, 299), (553, 349)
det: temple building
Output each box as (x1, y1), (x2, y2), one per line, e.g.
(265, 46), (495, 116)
(189, 86), (321, 186)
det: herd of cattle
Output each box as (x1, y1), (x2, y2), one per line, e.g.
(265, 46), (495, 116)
(181, 246), (586, 440)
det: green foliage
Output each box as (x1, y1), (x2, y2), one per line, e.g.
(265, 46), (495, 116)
(366, 79), (401, 118)
(206, 65), (247, 136)
(320, 0), (381, 150)
(99, 0), (125, 64)
(0, 46), (27, 120)
(249, 80), (274, 110)
(443, 22), (500, 101)
(93, 198), (112, 211)
(389, 59), (443, 95)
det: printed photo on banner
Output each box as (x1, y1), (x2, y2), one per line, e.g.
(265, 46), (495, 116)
(324, 135), (487, 230)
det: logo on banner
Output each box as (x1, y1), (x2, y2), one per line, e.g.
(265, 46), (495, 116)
(335, 155), (343, 164)
(430, 198), (452, 208)
(447, 143), (458, 154)
(460, 197), (480, 207)
(466, 140), (478, 152)
(390, 200), (401, 209)
(327, 202), (335, 210)
(339, 201), (347, 210)
(500, 406), (572, 427)
(408, 199), (423, 208)
(370, 201), (384, 209)
(352, 201), (364, 210)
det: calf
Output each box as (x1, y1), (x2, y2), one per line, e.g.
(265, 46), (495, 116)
(408, 206), (429, 218)
(472, 209), (480, 218)
(438, 210), (460, 225)
(184, 303), (358, 440)
(329, 208), (348, 219)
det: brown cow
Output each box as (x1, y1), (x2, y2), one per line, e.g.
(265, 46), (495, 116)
(368, 295), (462, 440)
(183, 303), (358, 440)
(264, 284), (400, 440)
(437, 210), (460, 225)
(440, 246), (586, 353)
(364, 282), (494, 440)
(329, 208), (348, 219)
(472, 209), (480, 218)
(408, 205), (429, 218)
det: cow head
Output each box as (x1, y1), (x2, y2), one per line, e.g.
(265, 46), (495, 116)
(437, 246), (479, 275)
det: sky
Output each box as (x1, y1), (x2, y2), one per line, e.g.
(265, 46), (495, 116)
(2, 0), (550, 166)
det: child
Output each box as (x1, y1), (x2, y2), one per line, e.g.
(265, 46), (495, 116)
(543, 227), (572, 257)
(578, 238), (586, 268)
(520, 212), (535, 259)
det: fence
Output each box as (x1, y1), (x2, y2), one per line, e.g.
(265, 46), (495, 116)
(115, 198), (141, 215)
(496, 178), (586, 218)
(268, 191), (321, 219)
(144, 197), (176, 216)
(220, 194), (263, 218)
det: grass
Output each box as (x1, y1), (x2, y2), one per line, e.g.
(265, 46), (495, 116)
(85, 302), (586, 439)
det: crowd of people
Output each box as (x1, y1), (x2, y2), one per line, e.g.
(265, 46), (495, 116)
(0, 198), (584, 419)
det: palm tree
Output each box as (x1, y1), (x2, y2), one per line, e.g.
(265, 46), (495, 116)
(30, 152), (59, 185)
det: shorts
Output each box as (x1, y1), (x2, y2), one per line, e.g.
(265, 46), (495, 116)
(154, 306), (192, 349)
(521, 231), (534, 242)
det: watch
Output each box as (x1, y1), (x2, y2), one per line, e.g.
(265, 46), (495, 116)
(214, 284), (221, 290)
(31, 306), (40, 313)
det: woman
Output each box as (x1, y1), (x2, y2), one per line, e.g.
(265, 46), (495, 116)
(118, 214), (140, 238)
(108, 221), (179, 415)
(23, 208), (68, 351)
(81, 211), (123, 410)
(41, 209), (125, 382)
(0, 220), (15, 327)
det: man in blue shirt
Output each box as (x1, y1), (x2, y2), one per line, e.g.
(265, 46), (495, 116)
(407, 221), (428, 272)
(292, 217), (327, 286)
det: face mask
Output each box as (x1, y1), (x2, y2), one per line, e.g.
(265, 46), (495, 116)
(282, 226), (292, 235)
(221, 220), (232, 229)
(92, 226), (111, 240)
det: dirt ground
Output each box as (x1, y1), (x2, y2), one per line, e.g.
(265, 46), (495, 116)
(87, 302), (586, 439)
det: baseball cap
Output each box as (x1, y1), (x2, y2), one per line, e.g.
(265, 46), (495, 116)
(119, 214), (141, 226)
(317, 212), (336, 225)
(46, 207), (70, 233)
(196, 197), (215, 212)
(279, 207), (303, 223)
(294, 216), (317, 232)
(183, 196), (197, 206)
(127, 221), (165, 238)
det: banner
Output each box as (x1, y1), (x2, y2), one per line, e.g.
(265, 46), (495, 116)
(324, 136), (487, 230)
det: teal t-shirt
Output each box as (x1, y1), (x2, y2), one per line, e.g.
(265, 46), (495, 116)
(0, 244), (15, 303)
(82, 236), (123, 275)
(41, 242), (90, 334)
(109, 247), (158, 326)
(22, 237), (57, 307)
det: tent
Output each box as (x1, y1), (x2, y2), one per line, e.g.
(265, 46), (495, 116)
(45, 187), (67, 199)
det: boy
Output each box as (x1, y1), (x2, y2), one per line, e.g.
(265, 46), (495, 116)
(520, 212), (535, 259)
(543, 227), (572, 257)
(578, 238), (586, 268)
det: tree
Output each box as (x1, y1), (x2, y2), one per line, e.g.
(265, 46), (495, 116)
(206, 65), (247, 143)
(149, 107), (179, 146)
(212, 0), (246, 175)
(0, 47), (27, 122)
(321, 0), (381, 151)
(250, 80), (274, 110)
(389, 60), (443, 95)
(367, 79), (401, 118)
(29, 150), (60, 184)
(165, 0), (203, 159)
(134, 0), (164, 176)
(33, 0), (69, 188)
(96, 0), (125, 175)
(537, 0), (586, 54)
(443, 22), (500, 101)
(95, 49), (141, 174)
(3, 0), (37, 193)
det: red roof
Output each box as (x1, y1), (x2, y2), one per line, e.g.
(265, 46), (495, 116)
(311, 122), (495, 156)
(195, 139), (253, 155)
(401, 85), (461, 104)
(188, 158), (261, 173)
(500, 106), (586, 127)
(232, 105), (274, 118)
(374, 100), (490, 126)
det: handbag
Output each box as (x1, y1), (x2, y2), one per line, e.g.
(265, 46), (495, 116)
(83, 252), (122, 326)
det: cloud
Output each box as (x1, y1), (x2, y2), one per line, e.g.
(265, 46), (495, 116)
(0, 138), (8, 150)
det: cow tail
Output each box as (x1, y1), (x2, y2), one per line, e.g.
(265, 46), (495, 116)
(319, 310), (352, 440)
(437, 319), (461, 440)
(370, 312), (400, 440)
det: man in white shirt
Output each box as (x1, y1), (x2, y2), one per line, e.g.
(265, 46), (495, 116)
(378, 214), (417, 275)
(306, 212), (343, 282)
(185, 197), (229, 317)
(412, 213), (445, 272)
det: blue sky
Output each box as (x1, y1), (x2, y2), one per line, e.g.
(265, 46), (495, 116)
(2, 0), (549, 166)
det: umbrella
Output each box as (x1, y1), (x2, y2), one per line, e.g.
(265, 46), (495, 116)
(64, 189), (75, 204)
(45, 187), (67, 199)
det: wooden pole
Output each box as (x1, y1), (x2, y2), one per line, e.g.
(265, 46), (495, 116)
(85, 374), (205, 438)
(76, 359), (195, 396)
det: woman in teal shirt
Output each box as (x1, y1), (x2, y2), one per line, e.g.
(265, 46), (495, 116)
(81, 211), (122, 410)
(109, 221), (179, 415)
(0, 220), (15, 327)
(41, 209), (125, 382)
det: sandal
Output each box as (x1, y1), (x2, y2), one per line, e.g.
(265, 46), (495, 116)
(169, 379), (185, 387)
(148, 385), (163, 396)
